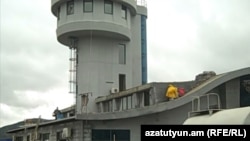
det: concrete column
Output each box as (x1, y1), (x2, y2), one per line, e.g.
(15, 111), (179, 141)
(225, 78), (240, 108)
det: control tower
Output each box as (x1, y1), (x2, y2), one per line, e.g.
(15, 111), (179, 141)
(51, 0), (148, 114)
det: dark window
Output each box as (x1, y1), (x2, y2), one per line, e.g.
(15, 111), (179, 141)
(56, 132), (62, 141)
(119, 74), (126, 91)
(122, 5), (127, 19)
(112, 130), (130, 141)
(104, 0), (113, 14)
(57, 6), (60, 20)
(119, 44), (126, 64)
(92, 130), (110, 141)
(26, 135), (30, 141)
(92, 129), (130, 141)
(67, 1), (74, 15)
(83, 0), (93, 12)
(41, 133), (50, 141)
(16, 136), (23, 141)
(144, 91), (150, 106)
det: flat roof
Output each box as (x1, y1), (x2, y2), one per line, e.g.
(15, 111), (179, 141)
(7, 116), (76, 133)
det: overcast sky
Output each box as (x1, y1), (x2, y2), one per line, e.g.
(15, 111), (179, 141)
(1, 0), (250, 127)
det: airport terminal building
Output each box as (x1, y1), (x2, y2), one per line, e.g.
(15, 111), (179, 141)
(6, 0), (250, 141)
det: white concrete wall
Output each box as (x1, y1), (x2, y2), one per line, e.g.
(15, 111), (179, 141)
(57, 0), (131, 28)
(76, 36), (141, 113)
(86, 103), (192, 141)
(52, 0), (147, 114)
(57, 1), (145, 114)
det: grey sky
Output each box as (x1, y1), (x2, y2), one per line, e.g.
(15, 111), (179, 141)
(1, 0), (250, 127)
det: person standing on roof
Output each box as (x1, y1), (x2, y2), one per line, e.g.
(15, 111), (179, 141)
(53, 107), (62, 120)
(178, 87), (186, 97)
(166, 84), (179, 100)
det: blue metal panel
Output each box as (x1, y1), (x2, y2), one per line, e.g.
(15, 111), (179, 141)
(141, 15), (147, 84)
(240, 75), (250, 107)
(56, 113), (64, 119)
(0, 139), (12, 141)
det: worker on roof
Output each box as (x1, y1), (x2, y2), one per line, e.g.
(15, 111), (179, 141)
(166, 84), (179, 100)
(53, 107), (62, 120)
(178, 87), (186, 97)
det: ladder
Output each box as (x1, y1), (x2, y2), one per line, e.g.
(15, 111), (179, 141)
(69, 37), (78, 94)
(68, 37), (78, 110)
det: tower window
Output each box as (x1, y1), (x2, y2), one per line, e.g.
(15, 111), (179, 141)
(119, 74), (126, 91)
(67, 1), (74, 15)
(57, 6), (60, 20)
(119, 44), (126, 64)
(121, 5), (127, 19)
(83, 0), (93, 12)
(104, 0), (113, 14)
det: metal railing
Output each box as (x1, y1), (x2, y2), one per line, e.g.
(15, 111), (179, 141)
(188, 93), (222, 117)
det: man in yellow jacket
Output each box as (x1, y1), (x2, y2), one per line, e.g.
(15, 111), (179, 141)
(166, 84), (179, 100)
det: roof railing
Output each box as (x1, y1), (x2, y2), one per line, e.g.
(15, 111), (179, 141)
(188, 93), (222, 117)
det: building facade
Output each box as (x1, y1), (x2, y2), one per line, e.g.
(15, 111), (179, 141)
(7, 67), (250, 141)
(5, 0), (250, 141)
(51, 0), (148, 114)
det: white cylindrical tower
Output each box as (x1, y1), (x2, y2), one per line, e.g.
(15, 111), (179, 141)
(51, 0), (148, 114)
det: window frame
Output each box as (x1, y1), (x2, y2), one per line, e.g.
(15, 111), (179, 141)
(83, 0), (93, 12)
(144, 90), (150, 106)
(15, 136), (23, 141)
(67, 0), (74, 15)
(26, 134), (30, 141)
(119, 74), (126, 91)
(121, 5), (127, 19)
(41, 133), (50, 141)
(56, 131), (63, 141)
(118, 44), (126, 64)
(104, 0), (113, 14)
